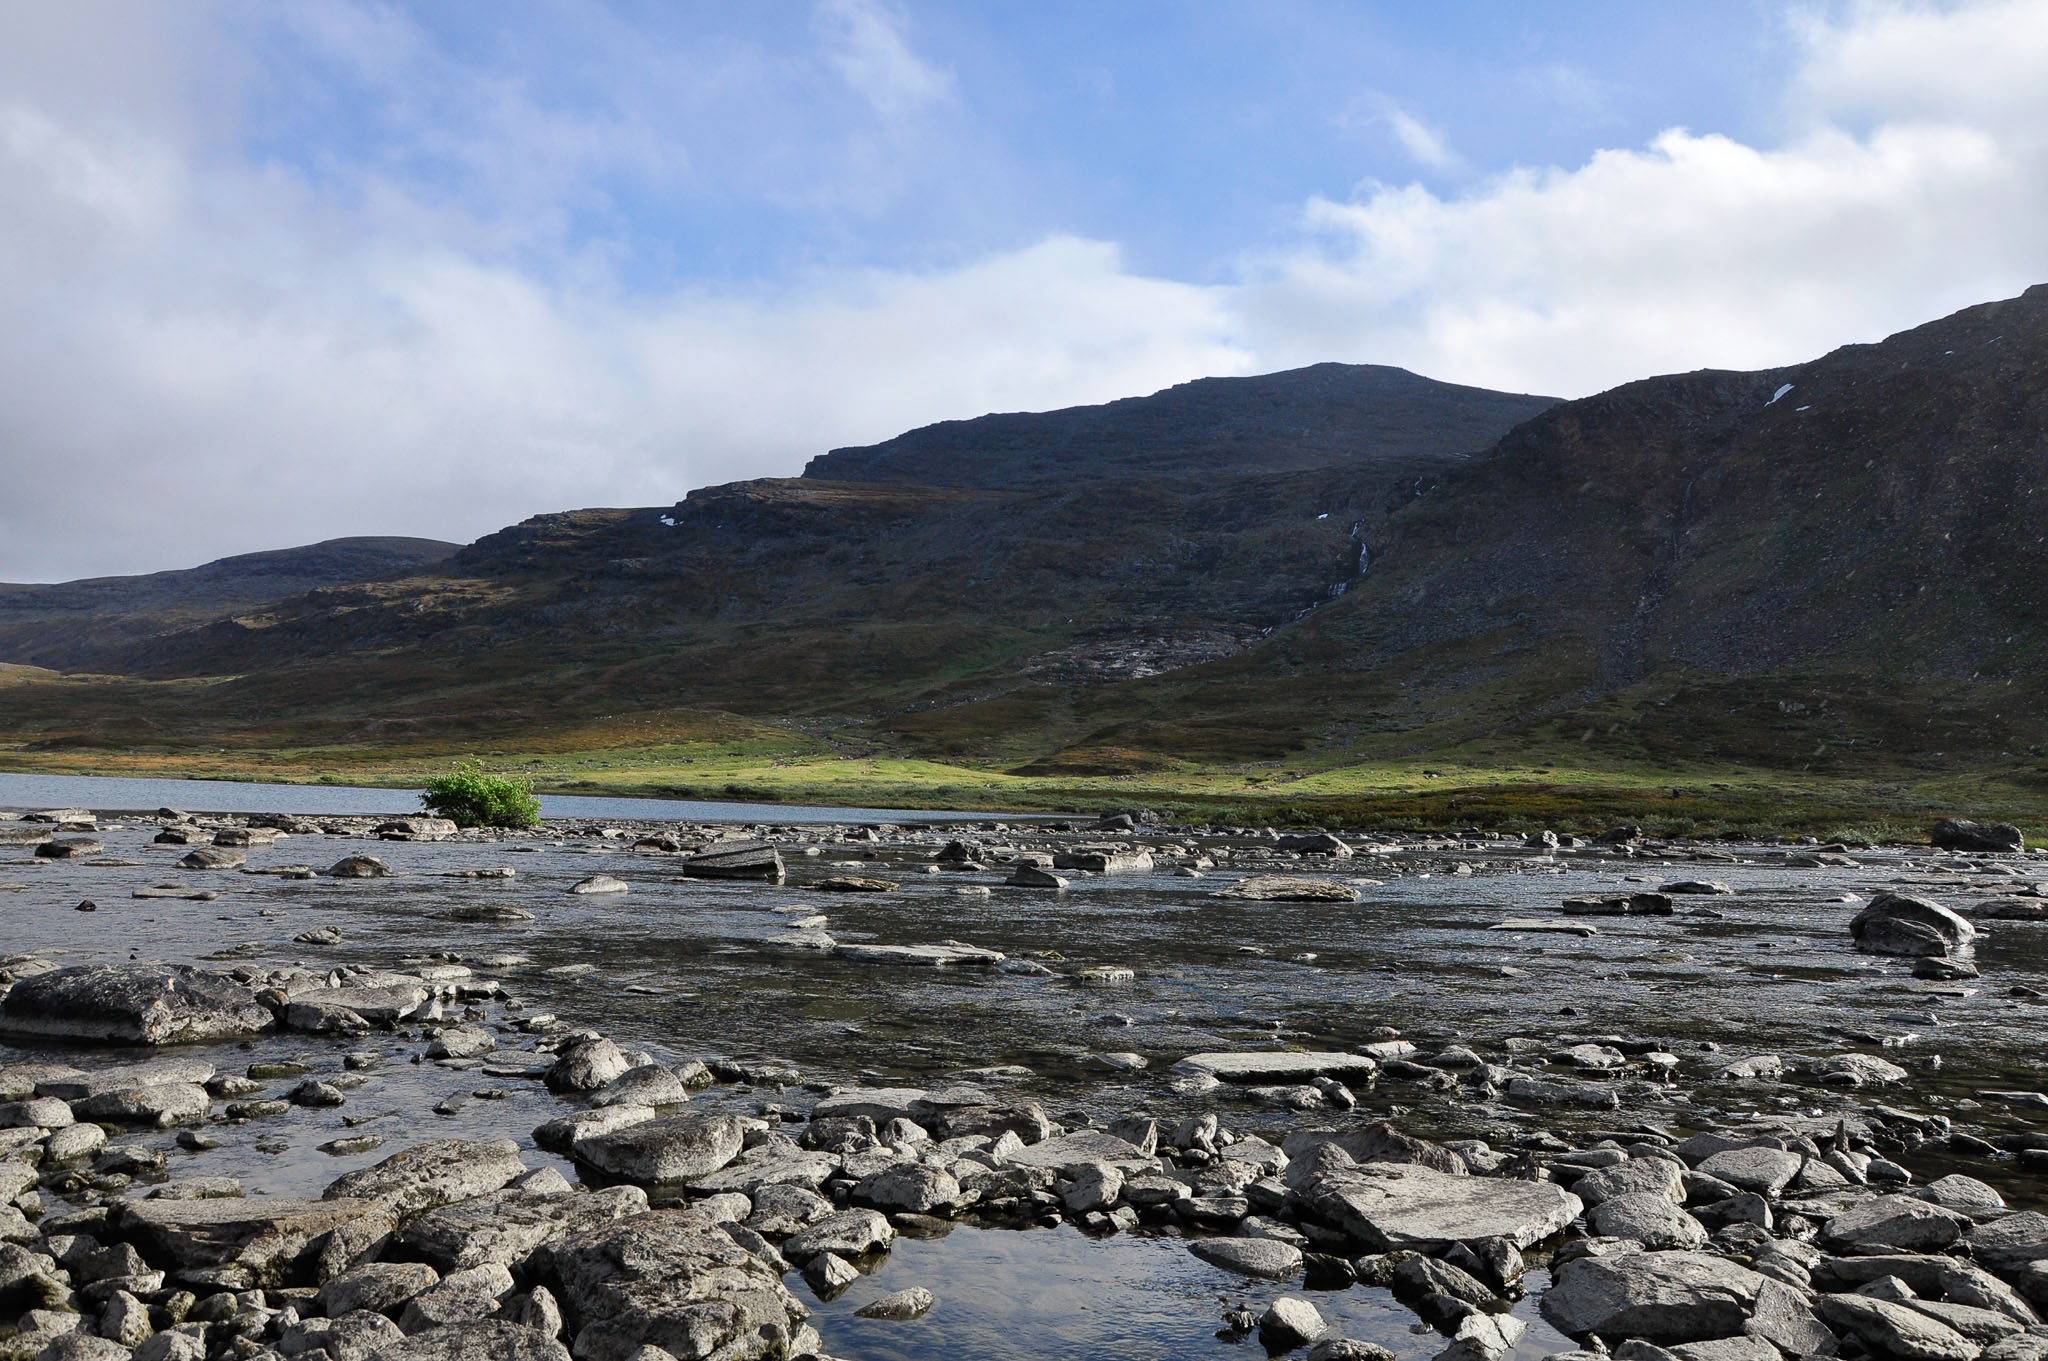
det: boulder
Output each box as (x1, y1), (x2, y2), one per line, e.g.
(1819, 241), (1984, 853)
(1190, 1236), (1303, 1280)
(1296, 1161), (1580, 1251)
(1932, 820), (2025, 853)
(567, 875), (629, 896)
(0, 965), (273, 1046)
(37, 837), (104, 859)
(831, 942), (1005, 967)
(1561, 893), (1675, 916)
(681, 842), (785, 883)
(1823, 1196), (1966, 1254)
(1694, 1148), (1805, 1197)
(365, 1319), (570, 1360)
(1175, 1052), (1381, 1084)
(573, 1113), (746, 1185)
(328, 855), (395, 878)
(1851, 892), (1976, 958)
(538, 1209), (805, 1361)
(1212, 876), (1361, 902)
(1542, 1251), (1768, 1344)
(1587, 1192), (1709, 1249)
(400, 1185), (649, 1273)
(113, 1195), (393, 1288)
(855, 1286), (936, 1321)
(322, 1138), (528, 1218)
(781, 1209), (894, 1263)
(1006, 865), (1069, 889)
(374, 817), (459, 841)
(1815, 1293), (1978, 1361)
(545, 1037), (632, 1094)
(1572, 1157), (1686, 1208)
(1052, 849), (1154, 873)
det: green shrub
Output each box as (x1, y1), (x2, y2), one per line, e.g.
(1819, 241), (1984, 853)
(420, 761), (542, 829)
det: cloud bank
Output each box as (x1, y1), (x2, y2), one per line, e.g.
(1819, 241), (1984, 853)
(2, 0), (2046, 579)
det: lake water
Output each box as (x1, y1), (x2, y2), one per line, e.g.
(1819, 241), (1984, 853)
(0, 770), (999, 824)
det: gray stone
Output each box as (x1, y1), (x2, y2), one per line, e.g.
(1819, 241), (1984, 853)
(0, 965), (273, 1046)
(573, 1113), (745, 1186)
(327, 856), (394, 878)
(1851, 892), (1977, 957)
(1814, 1293), (1978, 1361)
(397, 1262), (513, 1334)
(1587, 1192), (1709, 1249)
(1573, 1157), (1686, 1208)
(781, 1209), (893, 1264)
(1823, 1195), (1966, 1254)
(1932, 820), (2024, 853)
(1260, 1295), (1328, 1348)
(532, 1104), (654, 1155)
(1542, 1251), (1768, 1344)
(544, 1037), (633, 1095)
(317, 1260), (440, 1317)
(365, 1319), (570, 1361)
(1694, 1147), (1804, 1196)
(322, 1138), (528, 1218)
(1213, 876), (1360, 902)
(537, 1208), (805, 1361)
(1747, 1278), (1839, 1357)
(855, 1286), (935, 1320)
(587, 1064), (692, 1110)
(1968, 1212), (2048, 1273)
(399, 1185), (648, 1273)
(567, 875), (628, 896)
(425, 1027), (495, 1060)
(1297, 1161), (1581, 1251)
(853, 1162), (959, 1214)
(74, 1080), (212, 1126)
(1174, 1052), (1382, 1084)
(113, 1195), (393, 1287)
(1190, 1236), (1303, 1280)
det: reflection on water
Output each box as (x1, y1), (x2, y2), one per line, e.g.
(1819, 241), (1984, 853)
(6, 811), (2048, 1356)
(0, 770), (1005, 823)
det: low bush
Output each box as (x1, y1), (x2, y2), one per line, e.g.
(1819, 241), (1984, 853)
(420, 761), (542, 829)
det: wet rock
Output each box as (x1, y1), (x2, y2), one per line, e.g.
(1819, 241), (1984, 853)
(323, 1138), (528, 1219)
(1296, 1160), (1580, 1251)
(1542, 1251), (1768, 1344)
(425, 1026), (495, 1061)
(1815, 1292), (1977, 1361)
(1561, 893), (1674, 916)
(1823, 1195), (1966, 1254)
(538, 1208), (805, 1360)
(1052, 848), (1153, 873)
(1260, 1295), (1328, 1349)
(1310, 1341), (1396, 1361)
(681, 842), (785, 883)
(781, 1208), (894, 1263)
(327, 856), (393, 878)
(831, 942), (1006, 968)
(804, 1249), (860, 1296)
(37, 837), (105, 859)
(1932, 820), (2025, 854)
(1851, 892), (1977, 958)
(1661, 881), (1734, 895)
(368, 1319), (570, 1361)
(114, 1195), (393, 1288)
(812, 876), (895, 892)
(1212, 876), (1360, 902)
(544, 1037), (632, 1094)
(567, 875), (628, 896)
(400, 1185), (648, 1273)
(843, 1285), (934, 1325)
(1175, 1052), (1381, 1084)
(375, 817), (459, 841)
(1006, 866), (1069, 889)
(589, 1063), (694, 1110)
(1811, 1053), (1909, 1087)
(573, 1113), (745, 1185)
(1190, 1236), (1303, 1280)
(0, 965), (273, 1046)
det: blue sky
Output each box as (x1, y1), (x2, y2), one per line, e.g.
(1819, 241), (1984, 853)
(3, 1), (2047, 578)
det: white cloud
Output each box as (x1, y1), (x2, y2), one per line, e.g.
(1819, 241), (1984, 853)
(2, 0), (2047, 581)
(812, 0), (953, 121)
(1236, 0), (2048, 397)
(1383, 109), (1458, 171)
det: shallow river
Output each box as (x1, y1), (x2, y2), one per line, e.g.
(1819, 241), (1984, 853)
(4, 809), (2046, 1358)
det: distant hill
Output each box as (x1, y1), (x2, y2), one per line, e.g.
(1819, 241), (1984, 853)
(0, 537), (460, 671)
(802, 363), (1559, 488)
(3, 288), (2046, 807)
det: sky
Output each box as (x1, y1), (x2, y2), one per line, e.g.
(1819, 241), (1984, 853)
(4, 1), (2048, 580)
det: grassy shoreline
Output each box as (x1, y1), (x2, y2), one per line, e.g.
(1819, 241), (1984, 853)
(0, 746), (2036, 843)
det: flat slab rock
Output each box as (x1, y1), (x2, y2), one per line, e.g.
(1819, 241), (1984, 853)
(323, 1138), (528, 1218)
(0, 964), (274, 1046)
(368, 1319), (571, 1361)
(537, 1208), (806, 1361)
(400, 1184), (650, 1273)
(114, 1195), (393, 1286)
(1542, 1249), (1769, 1344)
(830, 942), (1005, 967)
(1212, 875), (1361, 902)
(1174, 1051), (1382, 1084)
(1301, 1161), (1581, 1251)
(574, 1113), (747, 1186)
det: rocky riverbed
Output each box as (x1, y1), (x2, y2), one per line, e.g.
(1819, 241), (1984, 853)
(3, 805), (2048, 1360)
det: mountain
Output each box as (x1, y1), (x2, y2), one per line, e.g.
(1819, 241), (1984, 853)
(802, 363), (1558, 488)
(0, 538), (461, 672)
(3, 286), (2045, 819)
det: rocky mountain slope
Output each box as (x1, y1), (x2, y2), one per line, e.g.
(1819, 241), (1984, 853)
(4, 286), (2045, 793)
(0, 537), (460, 672)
